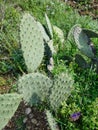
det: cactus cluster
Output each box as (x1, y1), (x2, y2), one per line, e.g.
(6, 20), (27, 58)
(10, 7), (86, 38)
(18, 12), (74, 111)
(18, 72), (74, 111)
(0, 93), (22, 130)
(68, 24), (98, 59)
(67, 24), (98, 70)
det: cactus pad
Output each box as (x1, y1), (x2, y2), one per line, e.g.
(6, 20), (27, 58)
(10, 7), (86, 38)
(53, 25), (64, 43)
(67, 24), (81, 42)
(45, 13), (53, 39)
(37, 21), (50, 42)
(83, 28), (98, 38)
(18, 73), (53, 106)
(49, 73), (74, 110)
(0, 93), (22, 130)
(45, 110), (59, 130)
(73, 26), (94, 58)
(20, 13), (44, 73)
(75, 54), (89, 68)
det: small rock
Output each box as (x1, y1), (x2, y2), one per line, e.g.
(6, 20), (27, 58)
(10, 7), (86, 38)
(25, 107), (32, 115)
(29, 113), (34, 119)
(23, 117), (28, 123)
(31, 118), (38, 125)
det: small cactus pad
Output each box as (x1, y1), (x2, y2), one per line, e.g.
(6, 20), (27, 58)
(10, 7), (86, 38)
(45, 110), (59, 130)
(18, 73), (53, 106)
(83, 28), (98, 38)
(67, 24), (81, 42)
(49, 73), (74, 110)
(45, 13), (53, 39)
(73, 26), (94, 58)
(37, 21), (50, 42)
(53, 25), (64, 43)
(0, 93), (22, 130)
(20, 13), (44, 73)
(47, 39), (55, 54)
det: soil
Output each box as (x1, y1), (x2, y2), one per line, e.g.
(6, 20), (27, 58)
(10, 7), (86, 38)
(1, 0), (98, 130)
(3, 102), (50, 130)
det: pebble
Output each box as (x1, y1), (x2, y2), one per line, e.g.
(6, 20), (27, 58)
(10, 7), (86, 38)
(25, 107), (32, 115)
(29, 113), (34, 119)
(31, 118), (38, 125)
(23, 117), (28, 123)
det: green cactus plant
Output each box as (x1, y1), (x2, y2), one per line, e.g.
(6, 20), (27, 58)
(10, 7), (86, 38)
(45, 13), (53, 39)
(17, 72), (74, 111)
(73, 26), (94, 58)
(53, 25), (65, 44)
(67, 24), (81, 43)
(20, 13), (44, 73)
(83, 28), (98, 38)
(49, 73), (74, 111)
(0, 93), (22, 130)
(18, 73), (53, 106)
(45, 110), (59, 130)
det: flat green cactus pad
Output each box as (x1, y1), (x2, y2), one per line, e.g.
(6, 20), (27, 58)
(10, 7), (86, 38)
(73, 26), (94, 58)
(49, 73), (74, 110)
(67, 24), (81, 42)
(18, 73), (53, 106)
(20, 13), (44, 73)
(53, 25), (64, 43)
(45, 13), (53, 39)
(83, 28), (98, 38)
(37, 21), (50, 42)
(45, 110), (59, 130)
(0, 93), (22, 130)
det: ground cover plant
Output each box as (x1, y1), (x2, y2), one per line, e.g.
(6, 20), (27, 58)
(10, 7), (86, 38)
(0, 0), (98, 130)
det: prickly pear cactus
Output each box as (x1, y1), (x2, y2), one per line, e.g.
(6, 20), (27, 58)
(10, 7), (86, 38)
(0, 93), (22, 130)
(73, 26), (94, 58)
(45, 110), (59, 130)
(53, 25), (65, 43)
(45, 13), (53, 39)
(20, 13), (44, 73)
(83, 28), (98, 38)
(18, 73), (53, 106)
(49, 73), (74, 111)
